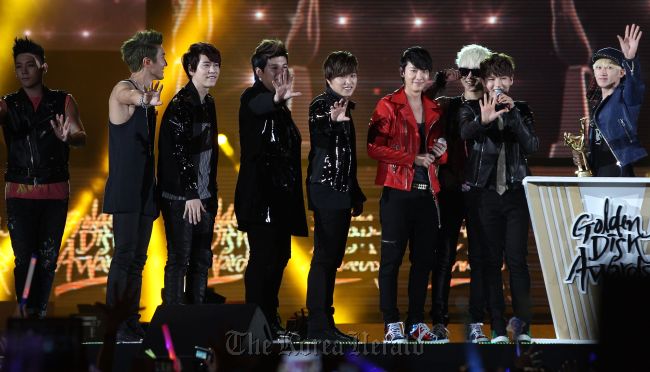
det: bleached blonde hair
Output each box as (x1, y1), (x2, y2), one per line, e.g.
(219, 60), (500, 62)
(456, 44), (492, 69)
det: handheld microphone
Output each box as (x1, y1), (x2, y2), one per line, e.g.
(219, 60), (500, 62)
(493, 88), (507, 110)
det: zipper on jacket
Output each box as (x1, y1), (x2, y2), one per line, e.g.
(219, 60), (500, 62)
(618, 118), (634, 143)
(592, 99), (622, 167)
(592, 118), (622, 167)
(26, 134), (37, 185)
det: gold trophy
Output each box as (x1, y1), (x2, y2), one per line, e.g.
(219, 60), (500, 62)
(563, 117), (592, 177)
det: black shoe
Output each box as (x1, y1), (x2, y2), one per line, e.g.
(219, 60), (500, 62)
(307, 329), (353, 343)
(332, 327), (358, 342)
(270, 322), (300, 342)
(117, 326), (143, 342)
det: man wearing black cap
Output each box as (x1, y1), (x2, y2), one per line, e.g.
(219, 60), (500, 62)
(586, 24), (645, 176)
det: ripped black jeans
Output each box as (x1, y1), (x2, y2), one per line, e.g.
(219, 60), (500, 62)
(6, 198), (68, 318)
(378, 187), (439, 325)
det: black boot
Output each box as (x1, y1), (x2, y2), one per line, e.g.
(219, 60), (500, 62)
(327, 307), (358, 342)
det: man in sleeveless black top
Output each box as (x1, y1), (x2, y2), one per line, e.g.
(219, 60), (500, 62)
(0, 38), (86, 318)
(158, 43), (220, 305)
(103, 30), (166, 342)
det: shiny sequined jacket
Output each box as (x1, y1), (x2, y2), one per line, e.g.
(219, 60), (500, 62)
(306, 88), (366, 210)
(234, 81), (308, 236)
(158, 81), (218, 212)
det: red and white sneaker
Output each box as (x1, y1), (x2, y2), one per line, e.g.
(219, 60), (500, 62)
(384, 322), (407, 343)
(409, 323), (449, 343)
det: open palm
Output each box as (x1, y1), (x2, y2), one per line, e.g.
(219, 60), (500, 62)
(618, 24), (643, 60)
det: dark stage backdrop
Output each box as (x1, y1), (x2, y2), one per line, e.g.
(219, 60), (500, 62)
(0, 0), (648, 324)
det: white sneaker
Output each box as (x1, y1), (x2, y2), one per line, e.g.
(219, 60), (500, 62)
(384, 322), (407, 343)
(491, 335), (509, 344)
(468, 323), (489, 343)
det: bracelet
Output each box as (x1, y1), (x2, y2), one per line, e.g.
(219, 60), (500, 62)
(139, 92), (148, 109)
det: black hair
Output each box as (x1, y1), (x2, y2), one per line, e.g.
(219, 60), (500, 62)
(323, 51), (358, 81)
(399, 46), (433, 73)
(182, 42), (221, 79)
(13, 37), (45, 64)
(251, 39), (288, 81)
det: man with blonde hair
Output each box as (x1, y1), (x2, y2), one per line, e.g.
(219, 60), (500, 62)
(428, 44), (493, 343)
(585, 24), (645, 176)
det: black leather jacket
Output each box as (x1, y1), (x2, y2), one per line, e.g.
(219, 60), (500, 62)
(158, 81), (218, 212)
(306, 87), (365, 208)
(459, 100), (539, 188)
(2, 87), (69, 184)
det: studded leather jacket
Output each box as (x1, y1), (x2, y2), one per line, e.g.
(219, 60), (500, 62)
(2, 87), (70, 184)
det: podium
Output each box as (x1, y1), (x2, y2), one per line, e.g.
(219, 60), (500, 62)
(523, 176), (650, 340)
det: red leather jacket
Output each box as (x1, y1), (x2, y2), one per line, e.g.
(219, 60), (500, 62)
(367, 87), (447, 195)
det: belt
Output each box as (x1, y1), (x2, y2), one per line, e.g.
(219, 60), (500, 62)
(411, 182), (430, 191)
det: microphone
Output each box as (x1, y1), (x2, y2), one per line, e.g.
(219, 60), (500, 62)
(493, 88), (507, 110)
(437, 137), (447, 145)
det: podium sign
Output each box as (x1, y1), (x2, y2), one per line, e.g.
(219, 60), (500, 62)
(523, 176), (650, 340)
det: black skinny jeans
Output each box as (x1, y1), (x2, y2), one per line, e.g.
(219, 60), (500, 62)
(106, 212), (154, 324)
(476, 187), (531, 334)
(7, 198), (68, 318)
(430, 188), (490, 324)
(379, 187), (439, 325)
(161, 199), (215, 305)
(306, 207), (352, 331)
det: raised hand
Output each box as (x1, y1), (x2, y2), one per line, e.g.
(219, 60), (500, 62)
(143, 81), (164, 106)
(479, 93), (509, 125)
(50, 113), (71, 142)
(618, 24), (643, 60)
(273, 69), (302, 103)
(444, 68), (461, 82)
(330, 99), (350, 122)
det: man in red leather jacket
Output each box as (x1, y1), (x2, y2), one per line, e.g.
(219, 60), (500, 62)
(367, 46), (448, 343)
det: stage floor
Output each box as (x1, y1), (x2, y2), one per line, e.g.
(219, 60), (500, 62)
(79, 323), (597, 372)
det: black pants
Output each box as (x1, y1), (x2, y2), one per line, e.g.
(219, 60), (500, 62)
(7, 198), (68, 318)
(106, 213), (154, 323)
(306, 208), (351, 331)
(379, 187), (439, 325)
(161, 199), (215, 305)
(477, 187), (531, 334)
(244, 224), (291, 326)
(430, 188), (489, 324)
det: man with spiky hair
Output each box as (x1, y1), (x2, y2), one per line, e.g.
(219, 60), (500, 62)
(428, 44), (493, 343)
(103, 29), (166, 342)
(235, 39), (307, 341)
(158, 42), (220, 306)
(459, 52), (539, 343)
(0, 37), (86, 319)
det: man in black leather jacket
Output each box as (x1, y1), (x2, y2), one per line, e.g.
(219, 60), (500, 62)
(459, 52), (539, 343)
(234, 40), (307, 340)
(158, 43), (220, 306)
(305, 51), (365, 342)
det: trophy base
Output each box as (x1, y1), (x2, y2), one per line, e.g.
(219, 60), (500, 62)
(575, 170), (593, 177)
